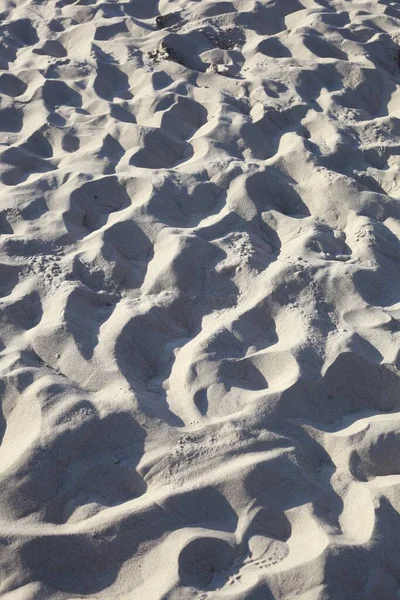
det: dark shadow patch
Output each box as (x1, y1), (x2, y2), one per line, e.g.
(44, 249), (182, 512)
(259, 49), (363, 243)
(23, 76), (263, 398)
(235, 5), (285, 35)
(0, 107), (23, 133)
(97, 134), (125, 173)
(0, 381), (6, 446)
(110, 103), (135, 123)
(0, 211), (13, 234)
(161, 486), (238, 532)
(159, 32), (209, 72)
(245, 507), (292, 542)
(4, 18), (38, 45)
(43, 80), (82, 109)
(160, 95), (208, 140)
(2, 291), (42, 331)
(20, 494), (177, 595)
(201, 2), (236, 17)
(245, 104), (309, 159)
(64, 176), (131, 238)
(278, 353), (400, 423)
(151, 71), (174, 90)
(245, 167), (310, 217)
(94, 20), (128, 40)
(0, 73), (27, 97)
(93, 47), (132, 101)
(15, 409), (150, 593)
(302, 32), (348, 60)
(20, 197), (48, 220)
(63, 286), (116, 360)
(101, 219), (154, 288)
(217, 357), (269, 391)
(0, 147), (57, 186)
(48, 19), (65, 32)
(178, 537), (235, 588)
(62, 133), (80, 153)
(257, 37), (292, 58)
(22, 130), (53, 158)
(129, 129), (193, 169)
(0, 264), (20, 297)
(123, 0), (158, 19)
(145, 174), (225, 228)
(34, 40), (67, 57)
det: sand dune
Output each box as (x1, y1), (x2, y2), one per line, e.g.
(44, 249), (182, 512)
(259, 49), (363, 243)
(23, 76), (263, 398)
(0, 0), (400, 598)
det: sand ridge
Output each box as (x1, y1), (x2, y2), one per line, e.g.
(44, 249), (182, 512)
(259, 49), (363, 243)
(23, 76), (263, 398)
(0, 0), (400, 598)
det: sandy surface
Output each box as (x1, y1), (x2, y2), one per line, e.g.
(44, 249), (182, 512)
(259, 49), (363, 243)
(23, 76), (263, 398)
(0, 0), (400, 598)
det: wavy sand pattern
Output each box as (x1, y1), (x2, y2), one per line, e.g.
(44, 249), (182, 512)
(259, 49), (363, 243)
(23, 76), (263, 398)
(0, 0), (400, 598)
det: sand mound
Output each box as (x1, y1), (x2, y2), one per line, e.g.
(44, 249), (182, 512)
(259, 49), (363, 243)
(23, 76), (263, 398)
(0, 0), (400, 598)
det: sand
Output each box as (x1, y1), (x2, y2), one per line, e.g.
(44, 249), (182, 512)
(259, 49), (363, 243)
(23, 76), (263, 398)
(0, 0), (400, 598)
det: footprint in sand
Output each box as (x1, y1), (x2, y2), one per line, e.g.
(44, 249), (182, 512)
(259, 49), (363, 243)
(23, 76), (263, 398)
(244, 535), (289, 570)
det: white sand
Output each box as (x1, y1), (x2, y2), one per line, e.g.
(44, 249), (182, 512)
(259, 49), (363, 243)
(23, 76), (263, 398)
(0, 0), (400, 598)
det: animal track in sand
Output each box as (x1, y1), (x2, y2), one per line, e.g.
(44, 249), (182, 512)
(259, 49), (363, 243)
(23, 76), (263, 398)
(28, 253), (64, 290)
(220, 536), (289, 589)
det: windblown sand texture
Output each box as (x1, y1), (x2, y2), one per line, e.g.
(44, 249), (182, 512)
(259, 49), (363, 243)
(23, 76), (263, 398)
(0, 0), (400, 598)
